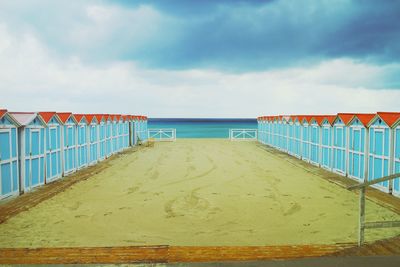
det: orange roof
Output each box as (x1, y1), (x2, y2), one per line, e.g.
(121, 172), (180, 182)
(376, 112), (400, 127)
(57, 112), (73, 123)
(310, 115), (335, 125)
(351, 114), (375, 126)
(336, 113), (356, 125)
(39, 112), (57, 124)
(300, 115), (314, 123)
(85, 114), (96, 124)
(95, 114), (105, 122)
(0, 109), (7, 118)
(73, 114), (86, 124)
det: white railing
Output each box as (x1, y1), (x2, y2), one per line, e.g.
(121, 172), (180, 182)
(148, 128), (176, 141)
(229, 129), (257, 141)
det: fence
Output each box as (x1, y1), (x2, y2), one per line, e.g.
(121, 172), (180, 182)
(148, 129), (176, 142)
(229, 129), (257, 141)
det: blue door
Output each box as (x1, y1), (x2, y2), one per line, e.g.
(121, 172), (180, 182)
(99, 123), (105, 159)
(89, 125), (98, 164)
(77, 125), (88, 168)
(64, 125), (76, 174)
(394, 128), (400, 195)
(0, 129), (18, 198)
(321, 127), (330, 168)
(369, 129), (389, 190)
(302, 126), (309, 160)
(46, 127), (61, 181)
(310, 126), (319, 164)
(26, 129), (45, 190)
(333, 126), (346, 174)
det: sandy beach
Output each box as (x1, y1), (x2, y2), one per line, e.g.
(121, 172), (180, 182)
(0, 139), (399, 248)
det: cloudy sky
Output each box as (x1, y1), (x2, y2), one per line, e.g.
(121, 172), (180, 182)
(0, 0), (399, 117)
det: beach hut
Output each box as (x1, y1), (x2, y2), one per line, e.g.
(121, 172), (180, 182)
(332, 113), (353, 176)
(111, 115), (120, 153)
(139, 116), (149, 143)
(367, 112), (400, 193)
(86, 114), (99, 166)
(271, 117), (278, 148)
(122, 115), (130, 149)
(300, 116), (312, 162)
(265, 117), (272, 145)
(287, 116), (295, 155)
(105, 115), (113, 157)
(292, 116), (302, 158)
(278, 116), (289, 152)
(309, 116), (324, 166)
(96, 114), (107, 161)
(57, 112), (78, 176)
(0, 110), (20, 199)
(11, 112), (46, 192)
(129, 115), (136, 146)
(394, 117), (400, 196)
(346, 114), (375, 182)
(74, 114), (89, 170)
(39, 112), (63, 182)
(320, 116), (336, 170)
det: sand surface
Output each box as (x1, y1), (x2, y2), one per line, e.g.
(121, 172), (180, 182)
(0, 139), (399, 248)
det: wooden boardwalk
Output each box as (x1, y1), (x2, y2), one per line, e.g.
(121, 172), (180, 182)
(0, 244), (352, 264)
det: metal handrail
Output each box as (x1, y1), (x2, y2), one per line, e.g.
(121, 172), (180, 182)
(229, 129), (257, 141)
(347, 172), (400, 246)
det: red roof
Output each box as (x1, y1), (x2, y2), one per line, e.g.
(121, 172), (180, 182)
(310, 115), (335, 125)
(95, 114), (104, 122)
(39, 112), (57, 124)
(57, 112), (73, 123)
(73, 114), (86, 124)
(0, 109), (7, 118)
(85, 114), (96, 124)
(336, 113), (356, 125)
(351, 114), (375, 126)
(376, 112), (400, 127)
(300, 115), (314, 124)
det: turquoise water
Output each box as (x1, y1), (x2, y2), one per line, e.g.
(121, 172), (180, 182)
(148, 118), (257, 138)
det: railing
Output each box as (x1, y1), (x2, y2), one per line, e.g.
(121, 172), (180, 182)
(348, 173), (400, 246)
(229, 129), (257, 141)
(148, 129), (176, 142)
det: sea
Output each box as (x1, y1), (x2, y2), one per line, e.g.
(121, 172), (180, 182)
(148, 118), (257, 138)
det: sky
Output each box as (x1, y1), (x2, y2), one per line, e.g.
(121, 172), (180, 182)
(0, 0), (399, 118)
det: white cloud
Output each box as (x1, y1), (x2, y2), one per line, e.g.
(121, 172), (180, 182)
(0, 23), (399, 118)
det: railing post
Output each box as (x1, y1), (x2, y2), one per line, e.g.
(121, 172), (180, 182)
(358, 187), (366, 246)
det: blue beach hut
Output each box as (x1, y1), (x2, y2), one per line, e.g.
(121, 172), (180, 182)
(11, 112), (46, 192)
(39, 112), (63, 183)
(129, 115), (136, 146)
(393, 117), (400, 196)
(74, 114), (89, 170)
(58, 112), (78, 176)
(287, 116), (295, 156)
(309, 116), (323, 166)
(122, 115), (130, 149)
(367, 112), (400, 193)
(332, 114), (354, 176)
(320, 116), (336, 170)
(347, 114), (375, 182)
(86, 114), (99, 166)
(0, 109), (20, 199)
(292, 116), (302, 159)
(300, 116), (313, 162)
(140, 116), (149, 143)
(96, 114), (106, 161)
(105, 114), (113, 157)
(111, 114), (120, 153)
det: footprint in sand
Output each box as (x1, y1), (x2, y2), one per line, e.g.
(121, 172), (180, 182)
(127, 186), (140, 194)
(284, 203), (302, 216)
(74, 214), (88, 218)
(68, 201), (81, 211)
(150, 170), (159, 180)
(104, 212), (113, 216)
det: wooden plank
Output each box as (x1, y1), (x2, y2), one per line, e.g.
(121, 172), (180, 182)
(358, 187), (366, 246)
(364, 220), (400, 229)
(348, 173), (400, 191)
(0, 244), (351, 264)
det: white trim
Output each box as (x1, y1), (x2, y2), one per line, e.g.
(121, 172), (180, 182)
(332, 125), (346, 175)
(0, 128), (19, 199)
(46, 126), (61, 182)
(25, 128), (45, 191)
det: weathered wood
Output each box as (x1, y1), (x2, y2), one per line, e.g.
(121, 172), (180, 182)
(364, 220), (400, 229)
(348, 173), (400, 191)
(0, 244), (351, 264)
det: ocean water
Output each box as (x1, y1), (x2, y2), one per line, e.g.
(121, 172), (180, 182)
(148, 118), (257, 138)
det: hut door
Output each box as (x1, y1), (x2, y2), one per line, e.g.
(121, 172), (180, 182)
(65, 126), (75, 173)
(78, 125), (87, 168)
(350, 129), (362, 179)
(334, 127), (345, 173)
(0, 129), (14, 197)
(48, 127), (60, 179)
(394, 128), (400, 195)
(370, 129), (388, 189)
(28, 129), (42, 189)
